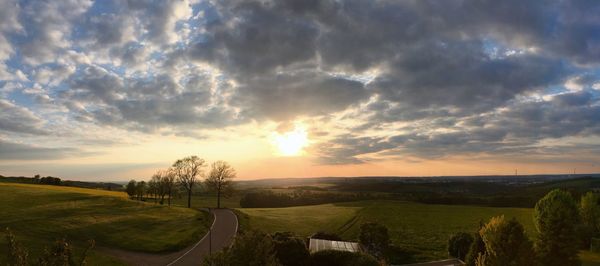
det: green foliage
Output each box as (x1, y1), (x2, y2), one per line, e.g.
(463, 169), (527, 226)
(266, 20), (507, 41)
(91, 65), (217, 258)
(477, 216), (534, 266)
(534, 189), (582, 266)
(125, 180), (136, 198)
(447, 232), (474, 261)
(359, 222), (389, 258)
(271, 232), (310, 266)
(6, 228), (28, 266)
(5, 228), (95, 266)
(580, 192), (600, 247)
(309, 250), (379, 266)
(465, 230), (485, 266)
(203, 230), (280, 266)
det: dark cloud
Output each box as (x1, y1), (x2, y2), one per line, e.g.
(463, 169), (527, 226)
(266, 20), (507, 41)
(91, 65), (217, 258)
(233, 72), (369, 121)
(62, 66), (240, 132)
(318, 91), (600, 163)
(0, 139), (83, 160)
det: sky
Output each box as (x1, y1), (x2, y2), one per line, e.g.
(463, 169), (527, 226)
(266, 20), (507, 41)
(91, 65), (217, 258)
(1, 0), (600, 181)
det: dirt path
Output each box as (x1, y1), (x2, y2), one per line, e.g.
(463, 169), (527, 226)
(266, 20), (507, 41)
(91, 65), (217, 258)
(99, 209), (238, 266)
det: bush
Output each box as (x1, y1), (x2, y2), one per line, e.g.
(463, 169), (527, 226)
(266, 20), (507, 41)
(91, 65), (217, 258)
(534, 189), (581, 266)
(4, 228), (94, 266)
(272, 232), (310, 266)
(202, 230), (280, 266)
(477, 216), (534, 266)
(359, 222), (389, 258)
(447, 232), (474, 261)
(6, 228), (28, 266)
(465, 230), (485, 266)
(580, 192), (600, 247)
(309, 250), (379, 266)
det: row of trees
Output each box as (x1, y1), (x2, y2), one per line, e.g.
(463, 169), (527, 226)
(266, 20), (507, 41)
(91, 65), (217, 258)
(125, 156), (236, 208)
(447, 189), (600, 266)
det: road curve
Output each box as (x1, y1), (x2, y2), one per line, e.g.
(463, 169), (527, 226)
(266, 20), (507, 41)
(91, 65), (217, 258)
(99, 209), (238, 266)
(167, 209), (238, 266)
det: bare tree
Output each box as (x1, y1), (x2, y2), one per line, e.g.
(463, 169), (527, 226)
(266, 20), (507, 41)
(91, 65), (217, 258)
(150, 171), (168, 204)
(172, 156), (206, 208)
(205, 160), (236, 208)
(164, 168), (177, 206)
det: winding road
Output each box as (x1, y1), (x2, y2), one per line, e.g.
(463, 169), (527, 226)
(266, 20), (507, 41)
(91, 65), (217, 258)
(100, 209), (238, 266)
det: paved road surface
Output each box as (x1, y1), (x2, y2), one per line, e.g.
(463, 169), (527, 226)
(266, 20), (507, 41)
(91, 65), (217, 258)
(100, 209), (238, 266)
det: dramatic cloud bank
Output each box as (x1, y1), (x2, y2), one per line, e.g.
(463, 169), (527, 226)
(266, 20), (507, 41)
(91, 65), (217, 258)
(0, 0), (599, 173)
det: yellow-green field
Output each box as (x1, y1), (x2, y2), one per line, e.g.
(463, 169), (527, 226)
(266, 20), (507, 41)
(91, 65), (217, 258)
(239, 200), (598, 264)
(0, 183), (211, 265)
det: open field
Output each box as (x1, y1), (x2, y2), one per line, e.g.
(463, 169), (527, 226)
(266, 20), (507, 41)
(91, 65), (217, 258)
(171, 194), (242, 209)
(239, 200), (535, 262)
(0, 183), (211, 265)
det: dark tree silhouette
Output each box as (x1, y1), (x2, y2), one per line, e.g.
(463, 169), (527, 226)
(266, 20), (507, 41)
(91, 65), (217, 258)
(172, 156), (205, 208)
(125, 180), (137, 198)
(205, 160), (236, 208)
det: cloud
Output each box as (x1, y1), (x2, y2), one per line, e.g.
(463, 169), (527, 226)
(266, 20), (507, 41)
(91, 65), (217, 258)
(0, 99), (48, 135)
(1, 0), (600, 168)
(317, 91), (600, 163)
(0, 139), (83, 160)
(233, 72), (369, 121)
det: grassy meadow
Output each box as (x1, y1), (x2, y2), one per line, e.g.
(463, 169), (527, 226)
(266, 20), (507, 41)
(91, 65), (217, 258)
(171, 193), (242, 209)
(0, 183), (211, 265)
(239, 200), (536, 262)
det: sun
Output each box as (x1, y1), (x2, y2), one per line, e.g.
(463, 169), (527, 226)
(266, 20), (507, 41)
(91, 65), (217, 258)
(272, 125), (309, 156)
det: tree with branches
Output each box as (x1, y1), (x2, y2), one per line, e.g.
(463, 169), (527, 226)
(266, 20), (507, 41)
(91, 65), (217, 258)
(205, 160), (236, 208)
(172, 156), (206, 208)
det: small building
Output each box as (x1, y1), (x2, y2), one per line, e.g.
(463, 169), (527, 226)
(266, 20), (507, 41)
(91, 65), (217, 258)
(308, 238), (361, 253)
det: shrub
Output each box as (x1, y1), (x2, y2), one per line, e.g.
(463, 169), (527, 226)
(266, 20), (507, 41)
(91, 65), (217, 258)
(6, 228), (28, 266)
(534, 189), (581, 266)
(465, 231), (485, 266)
(447, 232), (474, 261)
(580, 192), (600, 247)
(477, 216), (534, 266)
(202, 230), (280, 266)
(272, 232), (310, 266)
(359, 222), (389, 258)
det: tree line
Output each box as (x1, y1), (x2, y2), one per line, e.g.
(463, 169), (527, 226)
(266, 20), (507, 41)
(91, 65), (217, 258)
(446, 189), (600, 266)
(125, 156), (236, 208)
(239, 190), (377, 208)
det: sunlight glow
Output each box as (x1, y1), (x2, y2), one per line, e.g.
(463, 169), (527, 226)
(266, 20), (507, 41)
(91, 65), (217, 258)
(272, 125), (309, 156)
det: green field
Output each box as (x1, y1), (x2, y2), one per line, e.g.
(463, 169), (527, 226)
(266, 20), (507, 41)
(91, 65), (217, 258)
(171, 193), (242, 209)
(0, 183), (211, 265)
(239, 200), (536, 262)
